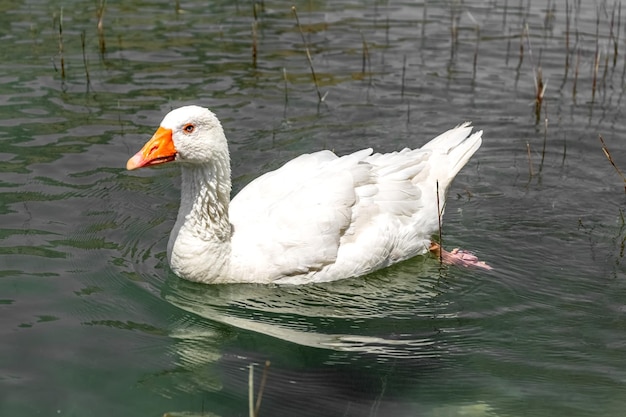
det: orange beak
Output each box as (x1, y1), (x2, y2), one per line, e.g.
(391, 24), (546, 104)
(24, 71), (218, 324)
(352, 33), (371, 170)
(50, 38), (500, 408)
(126, 127), (177, 170)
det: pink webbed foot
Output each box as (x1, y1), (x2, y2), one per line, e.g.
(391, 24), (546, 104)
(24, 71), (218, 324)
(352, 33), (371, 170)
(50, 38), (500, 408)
(429, 242), (493, 270)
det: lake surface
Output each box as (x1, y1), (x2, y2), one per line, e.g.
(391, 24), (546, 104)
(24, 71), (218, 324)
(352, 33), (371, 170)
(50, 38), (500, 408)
(1, 0), (626, 416)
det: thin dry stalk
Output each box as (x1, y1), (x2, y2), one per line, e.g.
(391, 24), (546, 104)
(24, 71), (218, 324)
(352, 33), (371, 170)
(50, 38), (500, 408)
(513, 26), (524, 86)
(292, 6), (323, 102)
(360, 32), (371, 85)
(506, 28), (511, 66)
(539, 104), (548, 173)
(253, 360), (271, 417)
(592, 50), (600, 103)
(564, 0), (571, 79)
(526, 142), (534, 178)
(81, 31), (91, 90)
(622, 15), (626, 84)
(534, 66), (546, 123)
(251, 21), (258, 68)
(117, 100), (125, 135)
(248, 364), (254, 417)
(421, 1), (427, 40)
(591, 9), (600, 103)
(252, 2), (259, 68)
(97, 0), (106, 55)
(561, 134), (567, 167)
(599, 135), (626, 193)
(361, 33), (367, 73)
(602, 45), (610, 94)
(406, 101), (411, 125)
(467, 11), (480, 81)
(525, 25), (546, 124)
(516, 24), (526, 72)
(617, 2), (622, 66)
(618, 209), (626, 259)
(573, 47), (581, 101)
(450, 5), (459, 60)
(282, 67), (289, 116)
(436, 181), (443, 265)
(502, 0), (508, 29)
(58, 8), (65, 80)
(401, 55), (406, 97)
(546, 0), (557, 32)
(610, 1), (621, 68)
(473, 26), (480, 78)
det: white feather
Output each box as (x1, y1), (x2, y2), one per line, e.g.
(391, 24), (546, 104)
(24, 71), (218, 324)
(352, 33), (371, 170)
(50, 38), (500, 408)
(140, 106), (482, 284)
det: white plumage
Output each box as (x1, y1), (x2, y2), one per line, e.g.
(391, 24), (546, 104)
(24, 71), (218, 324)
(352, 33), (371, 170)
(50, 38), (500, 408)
(127, 105), (483, 284)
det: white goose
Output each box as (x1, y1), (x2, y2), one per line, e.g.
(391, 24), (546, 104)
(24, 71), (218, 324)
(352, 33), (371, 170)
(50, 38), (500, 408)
(127, 105), (488, 284)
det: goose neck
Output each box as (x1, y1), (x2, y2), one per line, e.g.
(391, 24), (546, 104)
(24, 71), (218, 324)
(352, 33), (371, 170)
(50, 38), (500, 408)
(179, 162), (232, 241)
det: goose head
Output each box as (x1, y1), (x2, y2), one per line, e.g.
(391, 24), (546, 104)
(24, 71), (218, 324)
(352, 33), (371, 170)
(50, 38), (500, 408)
(126, 105), (228, 170)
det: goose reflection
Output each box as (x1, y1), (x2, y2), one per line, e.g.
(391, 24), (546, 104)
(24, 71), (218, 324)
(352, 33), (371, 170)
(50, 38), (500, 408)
(162, 260), (462, 358)
(159, 261), (483, 417)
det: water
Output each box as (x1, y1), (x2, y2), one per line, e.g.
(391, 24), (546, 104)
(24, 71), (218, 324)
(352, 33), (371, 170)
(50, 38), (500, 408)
(1, 0), (625, 416)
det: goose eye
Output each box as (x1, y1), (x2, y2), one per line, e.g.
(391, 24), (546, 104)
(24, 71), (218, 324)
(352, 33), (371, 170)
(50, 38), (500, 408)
(183, 124), (195, 134)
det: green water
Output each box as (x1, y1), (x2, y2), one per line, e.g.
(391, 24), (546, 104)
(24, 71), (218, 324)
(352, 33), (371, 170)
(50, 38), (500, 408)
(1, 1), (625, 416)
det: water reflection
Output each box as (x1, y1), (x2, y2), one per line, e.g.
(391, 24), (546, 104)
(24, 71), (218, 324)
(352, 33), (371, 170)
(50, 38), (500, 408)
(161, 261), (492, 417)
(163, 259), (461, 357)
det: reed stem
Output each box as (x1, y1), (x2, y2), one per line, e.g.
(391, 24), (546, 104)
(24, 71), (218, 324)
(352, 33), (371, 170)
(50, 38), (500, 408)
(282, 67), (289, 117)
(467, 11), (480, 81)
(248, 364), (254, 417)
(292, 6), (323, 102)
(610, 1), (620, 68)
(591, 8), (600, 103)
(97, 0), (106, 55)
(564, 0), (571, 79)
(81, 31), (91, 90)
(252, 2), (259, 68)
(253, 360), (271, 417)
(436, 181), (443, 264)
(361, 31), (371, 86)
(58, 7), (65, 80)
(539, 105), (548, 173)
(401, 55), (406, 97)
(573, 47), (581, 101)
(526, 142), (534, 178)
(599, 135), (626, 193)
(449, 5), (459, 61)
(252, 21), (258, 68)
